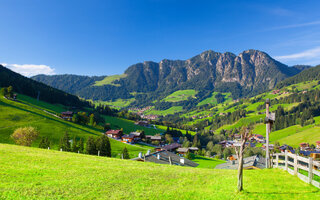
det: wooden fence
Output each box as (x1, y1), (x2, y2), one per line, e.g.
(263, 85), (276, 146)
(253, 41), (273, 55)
(272, 150), (320, 188)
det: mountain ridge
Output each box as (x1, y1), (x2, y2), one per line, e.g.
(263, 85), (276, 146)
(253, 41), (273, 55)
(32, 49), (309, 108)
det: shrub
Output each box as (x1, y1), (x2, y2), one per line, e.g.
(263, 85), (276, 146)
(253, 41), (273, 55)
(11, 127), (39, 146)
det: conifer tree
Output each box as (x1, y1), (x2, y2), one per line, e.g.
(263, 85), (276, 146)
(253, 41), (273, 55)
(39, 137), (46, 148)
(122, 147), (130, 159)
(86, 136), (97, 155)
(96, 135), (111, 157)
(71, 136), (78, 152)
(60, 132), (71, 151)
(78, 138), (84, 153)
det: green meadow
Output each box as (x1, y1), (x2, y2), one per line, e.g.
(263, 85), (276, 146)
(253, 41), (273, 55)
(0, 96), (148, 157)
(144, 106), (184, 116)
(1, 143), (319, 200)
(93, 74), (127, 86)
(163, 89), (197, 102)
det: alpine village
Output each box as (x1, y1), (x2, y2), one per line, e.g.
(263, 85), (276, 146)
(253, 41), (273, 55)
(1, 1), (320, 199)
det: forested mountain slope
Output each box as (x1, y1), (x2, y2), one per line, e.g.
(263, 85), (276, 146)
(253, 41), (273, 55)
(0, 65), (88, 107)
(32, 49), (307, 108)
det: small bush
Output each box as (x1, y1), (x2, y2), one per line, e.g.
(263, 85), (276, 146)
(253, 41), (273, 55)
(11, 127), (39, 146)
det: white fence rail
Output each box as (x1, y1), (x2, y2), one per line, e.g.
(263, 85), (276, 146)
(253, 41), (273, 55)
(272, 150), (320, 189)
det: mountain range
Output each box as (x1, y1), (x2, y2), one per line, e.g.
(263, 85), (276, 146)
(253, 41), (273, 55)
(32, 49), (310, 108)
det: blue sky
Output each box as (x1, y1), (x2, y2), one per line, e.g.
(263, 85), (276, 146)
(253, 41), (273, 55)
(1, 0), (320, 76)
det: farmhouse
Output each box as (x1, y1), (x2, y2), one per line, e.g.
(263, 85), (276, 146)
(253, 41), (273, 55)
(122, 134), (135, 144)
(215, 155), (265, 170)
(130, 132), (143, 141)
(132, 150), (199, 167)
(299, 143), (310, 151)
(316, 141), (320, 150)
(106, 129), (123, 139)
(160, 143), (181, 152)
(188, 147), (199, 153)
(135, 120), (150, 127)
(177, 147), (189, 156)
(279, 144), (295, 153)
(61, 111), (73, 120)
(146, 135), (162, 142)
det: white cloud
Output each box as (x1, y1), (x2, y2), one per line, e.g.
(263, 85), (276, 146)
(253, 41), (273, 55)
(275, 47), (320, 65)
(1, 63), (55, 77)
(270, 8), (292, 16)
(275, 47), (320, 60)
(269, 20), (320, 31)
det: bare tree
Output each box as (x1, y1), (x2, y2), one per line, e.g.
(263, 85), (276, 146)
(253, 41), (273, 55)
(234, 127), (252, 192)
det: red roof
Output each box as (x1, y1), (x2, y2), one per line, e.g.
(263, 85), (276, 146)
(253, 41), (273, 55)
(106, 130), (122, 135)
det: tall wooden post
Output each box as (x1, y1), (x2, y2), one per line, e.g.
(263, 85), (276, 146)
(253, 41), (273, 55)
(308, 157), (313, 184)
(265, 99), (270, 168)
(294, 154), (298, 175)
(285, 150), (288, 171)
(276, 154), (279, 168)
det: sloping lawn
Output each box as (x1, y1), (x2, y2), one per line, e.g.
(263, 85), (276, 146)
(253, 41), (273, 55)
(0, 97), (147, 157)
(0, 144), (319, 199)
(193, 155), (226, 169)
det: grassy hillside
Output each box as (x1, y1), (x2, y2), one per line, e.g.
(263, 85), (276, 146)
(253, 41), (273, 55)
(103, 115), (165, 135)
(163, 89), (197, 102)
(0, 96), (148, 157)
(144, 106), (184, 116)
(252, 116), (320, 147)
(93, 98), (135, 109)
(94, 74), (127, 86)
(197, 92), (232, 107)
(1, 144), (319, 199)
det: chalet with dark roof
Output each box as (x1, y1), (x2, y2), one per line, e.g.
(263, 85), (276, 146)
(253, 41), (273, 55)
(122, 134), (135, 144)
(160, 143), (181, 152)
(61, 111), (73, 120)
(215, 155), (265, 170)
(132, 150), (199, 167)
(106, 129), (123, 139)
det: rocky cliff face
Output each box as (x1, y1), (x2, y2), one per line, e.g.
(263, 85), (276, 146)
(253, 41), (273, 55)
(32, 49), (305, 102)
(120, 49), (300, 96)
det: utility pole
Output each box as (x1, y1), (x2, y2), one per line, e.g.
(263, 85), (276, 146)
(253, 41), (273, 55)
(265, 98), (275, 168)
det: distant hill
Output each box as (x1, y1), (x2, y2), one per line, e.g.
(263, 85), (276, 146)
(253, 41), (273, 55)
(276, 65), (320, 88)
(0, 65), (88, 107)
(32, 49), (308, 108)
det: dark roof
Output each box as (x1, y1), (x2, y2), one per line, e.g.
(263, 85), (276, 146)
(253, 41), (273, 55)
(61, 111), (73, 115)
(300, 150), (320, 156)
(146, 136), (161, 140)
(161, 143), (181, 151)
(177, 148), (189, 153)
(132, 150), (198, 167)
(122, 134), (135, 139)
(188, 147), (199, 151)
(215, 155), (265, 170)
(130, 132), (142, 137)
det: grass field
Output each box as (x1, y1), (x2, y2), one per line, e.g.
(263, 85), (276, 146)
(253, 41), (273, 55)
(216, 114), (265, 132)
(163, 90), (197, 102)
(0, 96), (148, 157)
(144, 106), (183, 116)
(93, 74), (127, 87)
(92, 98), (135, 109)
(193, 155), (226, 169)
(1, 143), (319, 200)
(103, 115), (165, 135)
(18, 94), (66, 114)
(253, 121), (320, 147)
(277, 126), (320, 147)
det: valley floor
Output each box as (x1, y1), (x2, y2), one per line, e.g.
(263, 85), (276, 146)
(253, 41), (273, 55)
(1, 143), (319, 200)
